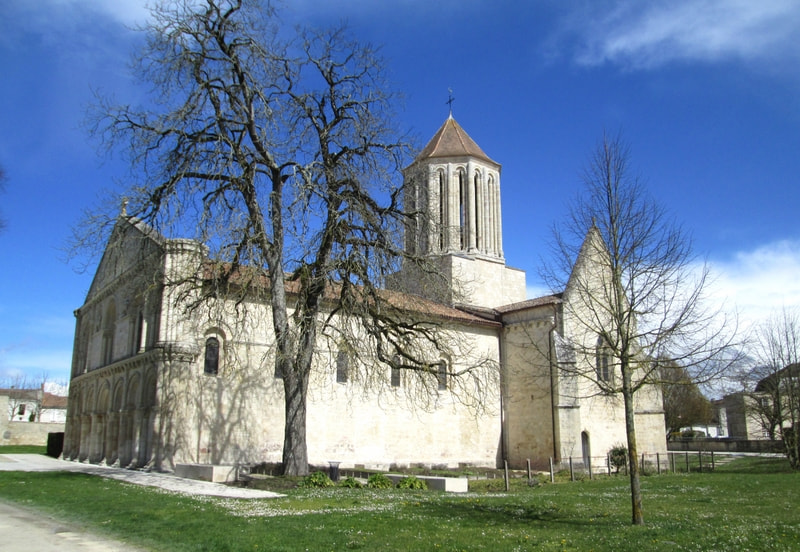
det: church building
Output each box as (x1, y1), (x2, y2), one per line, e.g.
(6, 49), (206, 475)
(63, 116), (667, 472)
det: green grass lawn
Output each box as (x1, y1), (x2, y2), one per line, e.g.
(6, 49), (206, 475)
(0, 456), (797, 551)
(0, 445), (47, 454)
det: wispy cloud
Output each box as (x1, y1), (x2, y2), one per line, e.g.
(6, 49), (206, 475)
(707, 240), (800, 334)
(553, 0), (800, 69)
(0, 349), (72, 382)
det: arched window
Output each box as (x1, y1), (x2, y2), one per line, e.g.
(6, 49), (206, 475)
(474, 171), (481, 250)
(438, 170), (446, 251)
(596, 338), (612, 383)
(436, 361), (448, 391)
(101, 301), (116, 366)
(336, 349), (349, 384)
(135, 311), (144, 353)
(390, 356), (401, 388)
(458, 169), (466, 249)
(581, 431), (591, 468)
(204, 337), (220, 376)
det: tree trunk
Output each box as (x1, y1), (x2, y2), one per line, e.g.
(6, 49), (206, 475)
(281, 363), (309, 475)
(622, 363), (644, 525)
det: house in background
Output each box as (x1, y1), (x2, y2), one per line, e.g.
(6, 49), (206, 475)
(1, 384), (69, 423)
(713, 392), (771, 440)
(63, 116), (667, 472)
(2, 388), (40, 422)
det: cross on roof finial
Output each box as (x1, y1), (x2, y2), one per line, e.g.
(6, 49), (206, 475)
(446, 88), (455, 117)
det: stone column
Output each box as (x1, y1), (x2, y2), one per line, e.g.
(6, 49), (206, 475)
(89, 413), (101, 463)
(79, 415), (91, 461)
(106, 411), (120, 466)
(129, 408), (144, 468)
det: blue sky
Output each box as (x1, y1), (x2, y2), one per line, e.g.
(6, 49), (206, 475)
(1, 0), (799, 385)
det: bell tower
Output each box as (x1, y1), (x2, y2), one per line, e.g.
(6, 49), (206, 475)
(400, 116), (526, 309)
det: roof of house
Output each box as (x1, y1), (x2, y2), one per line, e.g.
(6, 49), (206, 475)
(412, 116), (498, 166)
(495, 293), (563, 314)
(756, 362), (800, 392)
(0, 388), (40, 401)
(202, 262), (501, 329)
(42, 393), (68, 409)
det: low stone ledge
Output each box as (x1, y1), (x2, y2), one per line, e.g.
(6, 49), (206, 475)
(175, 463), (237, 483)
(386, 473), (468, 493)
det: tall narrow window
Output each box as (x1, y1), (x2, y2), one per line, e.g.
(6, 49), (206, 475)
(101, 301), (116, 366)
(474, 172), (481, 250)
(437, 361), (448, 391)
(438, 170), (446, 251)
(336, 350), (349, 384)
(596, 338), (611, 383)
(204, 337), (220, 376)
(458, 170), (466, 249)
(135, 311), (144, 353)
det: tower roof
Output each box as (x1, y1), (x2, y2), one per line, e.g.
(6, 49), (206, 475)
(414, 116), (499, 166)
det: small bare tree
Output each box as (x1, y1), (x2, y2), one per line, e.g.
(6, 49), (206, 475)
(544, 131), (738, 525)
(81, 0), (487, 475)
(745, 307), (800, 467)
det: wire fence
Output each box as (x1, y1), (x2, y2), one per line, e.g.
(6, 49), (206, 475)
(544, 450), (741, 482)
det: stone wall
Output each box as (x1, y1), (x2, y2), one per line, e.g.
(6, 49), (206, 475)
(1, 395), (65, 447)
(668, 439), (783, 454)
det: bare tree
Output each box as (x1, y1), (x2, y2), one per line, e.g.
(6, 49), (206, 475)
(83, 0), (483, 475)
(544, 132), (738, 525)
(745, 307), (800, 467)
(660, 360), (712, 437)
(659, 361), (712, 435)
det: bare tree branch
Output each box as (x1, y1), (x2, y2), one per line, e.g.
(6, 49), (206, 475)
(75, 0), (490, 475)
(543, 131), (742, 525)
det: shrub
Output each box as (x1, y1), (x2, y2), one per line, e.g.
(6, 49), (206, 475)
(338, 476), (363, 489)
(299, 471), (334, 488)
(396, 476), (427, 490)
(609, 444), (628, 474)
(366, 473), (394, 489)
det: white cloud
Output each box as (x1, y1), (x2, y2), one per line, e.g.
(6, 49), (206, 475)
(706, 240), (800, 334)
(555, 0), (800, 69)
(0, 349), (72, 383)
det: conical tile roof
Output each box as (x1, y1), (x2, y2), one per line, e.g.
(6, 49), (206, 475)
(414, 116), (498, 166)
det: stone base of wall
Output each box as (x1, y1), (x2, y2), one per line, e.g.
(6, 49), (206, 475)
(175, 463), (238, 482)
(385, 473), (469, 493)
(1, 421), (66, 447)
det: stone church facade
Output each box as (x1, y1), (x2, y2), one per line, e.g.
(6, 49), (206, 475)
(63, 116), (666, 471)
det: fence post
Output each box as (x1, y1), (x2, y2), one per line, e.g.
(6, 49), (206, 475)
(504, 460), (510, 492)
(671, 452), (675, 474)
(527, 458), (532, 484)
(698, 450), (702, 472)
(657, 452), (661, 475)
(711, 450), (715, 471)
(641, 453), (645, 472)
(588, 456), (593, 480)
(685, 451), (689, 473)
(569, 456), (574, 481)
(549, 457), (555, 483)
(607, 453), (611, 476)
